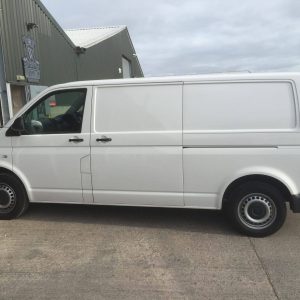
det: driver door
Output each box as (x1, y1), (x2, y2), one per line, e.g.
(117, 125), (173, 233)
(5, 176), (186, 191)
(11, 87), (92, 203)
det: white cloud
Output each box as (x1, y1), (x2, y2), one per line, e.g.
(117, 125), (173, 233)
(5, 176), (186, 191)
(42, 0), (300, 76)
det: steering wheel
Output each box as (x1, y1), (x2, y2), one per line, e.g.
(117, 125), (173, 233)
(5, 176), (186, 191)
(52, 113), (80, 132)
(64, 113), (81, 127)
(70, 112), (82, 125)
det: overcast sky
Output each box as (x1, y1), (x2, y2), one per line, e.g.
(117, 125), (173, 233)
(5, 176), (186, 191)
(41, 0), (300, 77)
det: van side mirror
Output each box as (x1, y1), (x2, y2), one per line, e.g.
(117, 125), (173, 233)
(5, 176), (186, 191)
(6, 117), (25, 136)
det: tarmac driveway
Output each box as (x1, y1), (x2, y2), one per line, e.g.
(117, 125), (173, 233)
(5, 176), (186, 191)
(0, 203), (299, 299)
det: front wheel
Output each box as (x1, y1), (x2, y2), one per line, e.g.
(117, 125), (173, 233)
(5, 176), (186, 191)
(0, 173), (28, 220)
(226, 182), (287, 237)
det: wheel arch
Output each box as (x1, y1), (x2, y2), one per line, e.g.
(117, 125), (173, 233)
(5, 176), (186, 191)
(222, 174), (293, 209)
(0, 167), (31, 202)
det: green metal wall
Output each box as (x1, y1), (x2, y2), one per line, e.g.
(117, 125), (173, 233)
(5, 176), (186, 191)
(77, 29), (143, 80)
(0, 0), (143, 87)
(0, 0), (78, 86)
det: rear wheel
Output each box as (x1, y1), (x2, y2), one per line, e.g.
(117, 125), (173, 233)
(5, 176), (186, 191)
(0, 173), (28, 219)
(226, 182), (287, 237)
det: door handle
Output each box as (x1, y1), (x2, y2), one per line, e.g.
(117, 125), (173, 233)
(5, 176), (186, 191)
(69, 137), (84, 143)
(96, 136), (112, 143)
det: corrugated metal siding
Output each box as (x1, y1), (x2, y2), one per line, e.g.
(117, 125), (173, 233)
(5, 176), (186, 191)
(0, 0), (77, 86)
(0, 0), (143, 87)
(77, 29), (143, 80)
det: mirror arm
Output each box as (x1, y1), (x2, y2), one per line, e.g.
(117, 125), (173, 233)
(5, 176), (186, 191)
(5, 127), (21, 137)
(5, 116), (25, 137)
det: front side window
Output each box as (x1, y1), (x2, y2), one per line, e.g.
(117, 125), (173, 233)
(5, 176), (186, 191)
(23, 89), (87, 135)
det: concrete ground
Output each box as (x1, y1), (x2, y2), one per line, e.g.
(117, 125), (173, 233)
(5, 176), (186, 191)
(0, 204), (299, 300)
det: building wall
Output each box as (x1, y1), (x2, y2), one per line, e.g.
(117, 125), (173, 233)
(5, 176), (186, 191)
(0, 0), (77, 86)
(0, 0), (143, 124)
(0, 0), (143, 86)
(77, 29), (143, 80)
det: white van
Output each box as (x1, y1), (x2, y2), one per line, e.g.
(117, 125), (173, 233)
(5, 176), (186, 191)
(1, 73), (300, 236)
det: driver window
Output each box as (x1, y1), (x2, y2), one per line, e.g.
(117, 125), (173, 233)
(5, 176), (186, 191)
(23, 89), (87, 135)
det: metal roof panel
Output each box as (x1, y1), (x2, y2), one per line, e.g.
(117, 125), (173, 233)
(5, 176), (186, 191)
(65, 26), (127, 48)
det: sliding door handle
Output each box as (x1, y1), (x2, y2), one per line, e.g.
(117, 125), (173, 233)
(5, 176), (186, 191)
(96, 136), (112, 143)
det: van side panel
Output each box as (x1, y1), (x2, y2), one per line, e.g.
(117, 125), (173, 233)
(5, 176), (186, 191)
(184, 82), (296, 131)
(91, 83), (184, 206)
(183, 81), (300, 209)
(183, 147), (300, 208)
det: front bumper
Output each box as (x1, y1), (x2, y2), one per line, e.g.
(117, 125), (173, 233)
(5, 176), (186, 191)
(290, 195), (300, 213)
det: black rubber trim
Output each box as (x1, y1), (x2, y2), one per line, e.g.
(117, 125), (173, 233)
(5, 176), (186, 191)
(290, 194), (300, 213)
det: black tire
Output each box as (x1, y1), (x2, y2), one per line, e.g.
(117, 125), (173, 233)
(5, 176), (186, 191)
(225, 181), (287, 237)
(0, 173), (28, 220)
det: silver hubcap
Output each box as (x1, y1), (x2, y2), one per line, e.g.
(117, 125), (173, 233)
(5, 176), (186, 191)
(0, 183), (16, 213)
(238, 193), (277, 230)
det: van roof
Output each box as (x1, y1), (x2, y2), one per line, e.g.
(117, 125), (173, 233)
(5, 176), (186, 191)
(51, 72), (300, 89)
